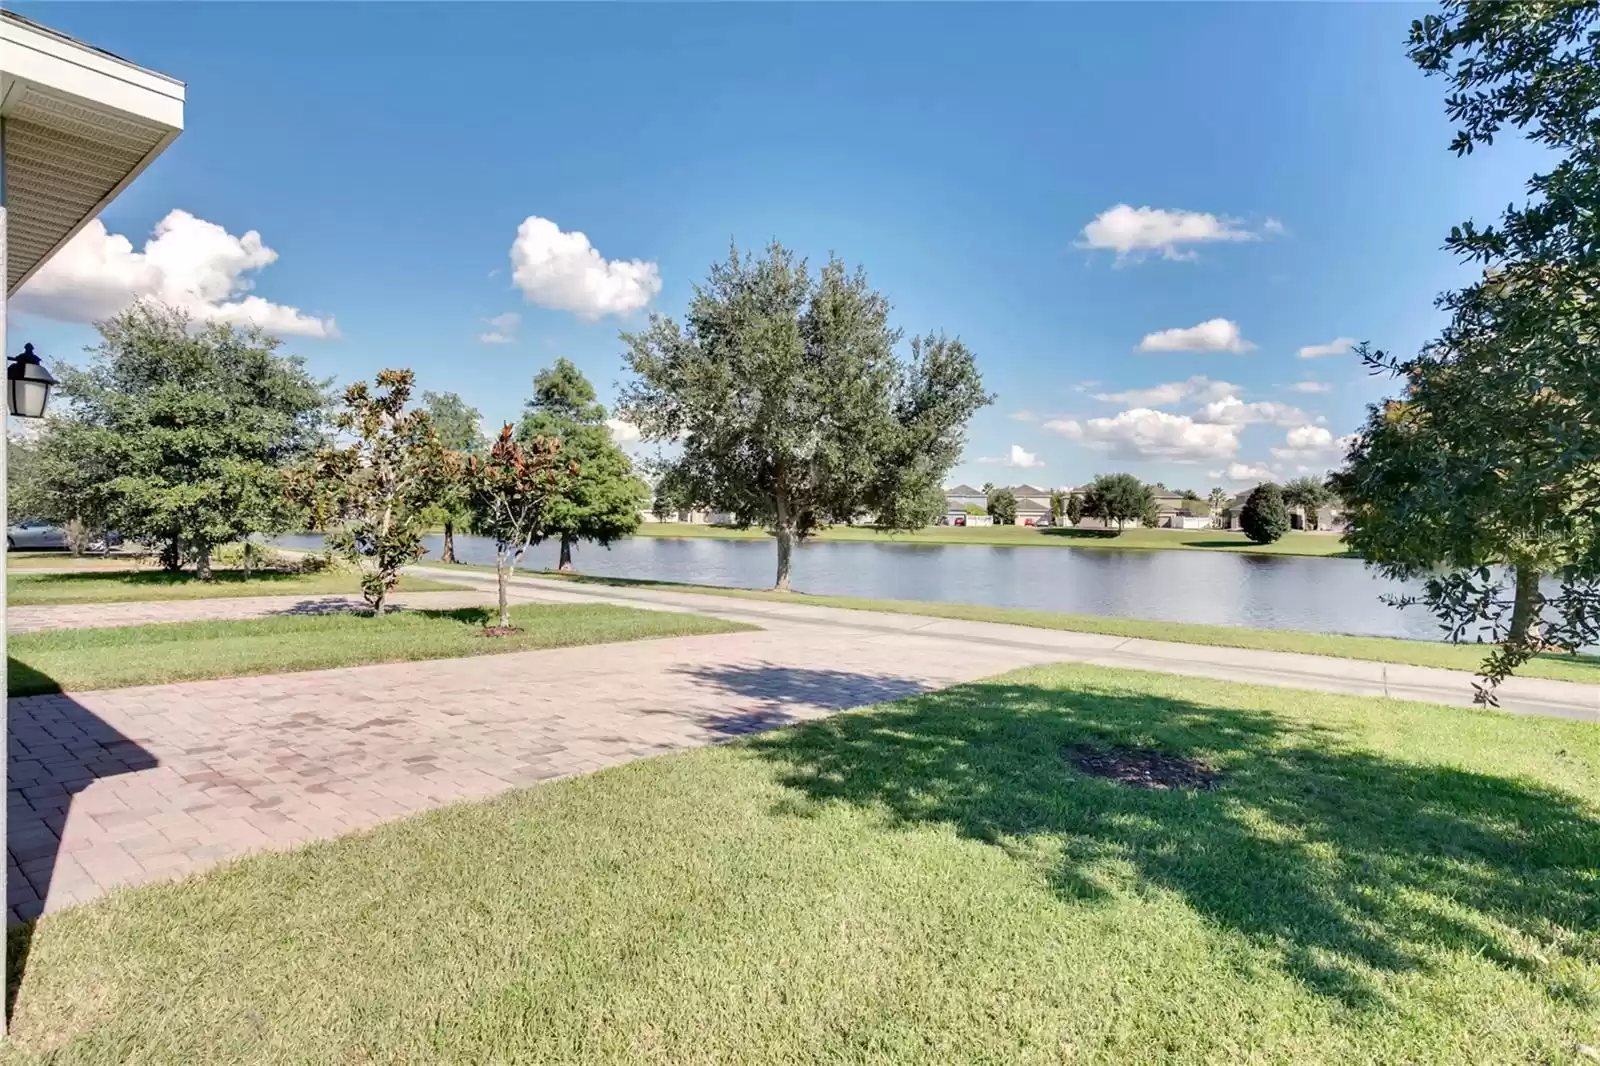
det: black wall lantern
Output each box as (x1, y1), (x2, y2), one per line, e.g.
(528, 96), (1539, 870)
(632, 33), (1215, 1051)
(7, 343), (58, 419)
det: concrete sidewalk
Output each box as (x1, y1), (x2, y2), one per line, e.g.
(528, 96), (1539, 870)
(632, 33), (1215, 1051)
(412, 566), (1600, 723)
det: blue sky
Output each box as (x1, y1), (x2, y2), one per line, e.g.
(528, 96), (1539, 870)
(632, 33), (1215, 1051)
(11, 2), (1546, 491)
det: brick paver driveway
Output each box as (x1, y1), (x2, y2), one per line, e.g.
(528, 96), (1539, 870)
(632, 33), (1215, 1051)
(8, 612), (1057, 923)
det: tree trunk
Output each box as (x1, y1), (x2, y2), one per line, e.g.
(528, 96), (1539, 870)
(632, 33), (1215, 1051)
(1508, 564), (1542, 646)
(441, 520), (457, 564)
(774, 525), (794, 591)
(161, 537), (183, 572)
(497, 551), (511, 628)
(194, 543), (214, 582)
(558, 536), (575, 572)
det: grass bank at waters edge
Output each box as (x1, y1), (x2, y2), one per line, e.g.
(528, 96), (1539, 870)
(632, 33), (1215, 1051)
(634, 521), (1353, 557)
(8, 664), (1596, 1064)
(470, 568), (1600, 685)
(8, 570), (463, 607)
(8, 604), (752, 695)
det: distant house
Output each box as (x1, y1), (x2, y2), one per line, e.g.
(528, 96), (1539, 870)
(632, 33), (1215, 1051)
(942, 484), (987, 524)
(1010, 484), (1052, 526)
(1217, 487), (1348, 533)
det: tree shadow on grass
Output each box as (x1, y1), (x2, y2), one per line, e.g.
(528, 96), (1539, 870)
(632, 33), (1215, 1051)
(19, 570), (315, 591)
(6, 675), (158, 1020)
(746, 676), (1600, 1010)
(673, 664), (933, 738)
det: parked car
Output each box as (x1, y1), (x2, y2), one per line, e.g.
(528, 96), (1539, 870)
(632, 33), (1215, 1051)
(8, 519), (68, 550)
(6, 521), (121, 552)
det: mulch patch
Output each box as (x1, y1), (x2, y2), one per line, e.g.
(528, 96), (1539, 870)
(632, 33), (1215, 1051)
(1065, 744), (1222, 791)
(480, 626), (524, 638)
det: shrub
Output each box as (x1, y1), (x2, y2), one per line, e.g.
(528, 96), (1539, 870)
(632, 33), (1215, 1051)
(1240, 483), (1291, 544)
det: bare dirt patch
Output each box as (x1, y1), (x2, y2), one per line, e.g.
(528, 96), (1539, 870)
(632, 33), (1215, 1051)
(481, 626), (524, 638)
(1065, 744), (1222, 791)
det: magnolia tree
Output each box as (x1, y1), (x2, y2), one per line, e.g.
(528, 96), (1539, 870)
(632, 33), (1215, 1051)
(466, 426), (567, 629)
(621, 242), (990, 590)
(292, 369), (448, 613)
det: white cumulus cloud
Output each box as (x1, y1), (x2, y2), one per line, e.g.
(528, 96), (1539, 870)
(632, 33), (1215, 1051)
(1094, 375), (1238, 408)
(1045, 408), (1239, 463)
(479, 311), (521, 344)
(1079, 204), (1270, 262)
(1198, 395), (1318, 427)
(510, 216), (661, 319)
(1009, 409), (1038, 422)
(978, 444), (1046, 469)
(1138, 318), (1256, 354)
(14, 209), (336, 337)
(605, 418), (642, 444)
(1271, 424), (1357, 464)
(1218, 461), (1279, 482)
(1297, 336), (1358, 359)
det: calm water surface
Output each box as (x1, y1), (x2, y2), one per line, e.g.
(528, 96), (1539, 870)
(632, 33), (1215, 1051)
(277, 532), (1446, 640)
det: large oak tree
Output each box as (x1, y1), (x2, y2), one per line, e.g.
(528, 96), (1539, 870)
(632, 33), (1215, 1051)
(53, 302), (326, 577)
(620, 243), (990, 589)
(1337, 2), (1600, 699)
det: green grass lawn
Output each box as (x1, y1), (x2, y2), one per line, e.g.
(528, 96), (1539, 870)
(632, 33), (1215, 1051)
(481, 569), (1600, 685)
(7, 569), (463, 607)
(4, 552), (148, 571)
(6, 665), (1595, 1064)
(635, 521), (1353, 557)
(7, 604), (751, 695)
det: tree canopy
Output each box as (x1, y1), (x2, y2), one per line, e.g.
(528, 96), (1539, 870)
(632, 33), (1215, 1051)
(51, 302), (326, 576)
(421, 391), (485, 565)
(518, 358), (647, 571)
(467, 426), (567, 628)
(1240, 483), (1291, 545)
(987, 488), (1018, 525)
(620, 242), (991, 589)
(1082, 473), (1153, 532)
(292, 369), (448, 612)
(1336, 1), (1600, 697)
(1281, 476), (1333, 531)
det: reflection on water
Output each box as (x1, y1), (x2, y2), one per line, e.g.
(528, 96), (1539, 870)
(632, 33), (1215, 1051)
(276, 531), (1446, 640)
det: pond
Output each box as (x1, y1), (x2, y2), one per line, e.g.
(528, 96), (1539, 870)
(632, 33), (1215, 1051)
(275, 531), (1450, 641)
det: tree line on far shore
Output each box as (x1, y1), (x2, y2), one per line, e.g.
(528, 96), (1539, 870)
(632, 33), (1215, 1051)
(979, 474), (1332, 545)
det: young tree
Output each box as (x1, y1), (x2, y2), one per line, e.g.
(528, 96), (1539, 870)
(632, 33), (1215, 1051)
(292, 370), (448, 613)
(420, 391), (485, 565)
(1207, 487), (1230, 528)
(987, 487), (1018, 525)
(1048, 489), (1065, 525)
(53, 303), (326, 577)
(621, 243), (991, 590)
(1066, 491), (1085, 527)
(465, 426), (567, 629)
(1239, 483), (1291, 545)
(1331, 2), (1600, 697)
(1081, 473), (1153, 533)
(1281, 476), (1332, 531)
(518, 358), (647, 571)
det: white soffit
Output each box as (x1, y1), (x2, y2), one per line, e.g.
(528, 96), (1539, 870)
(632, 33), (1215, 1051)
(1, 10), (184, 296)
